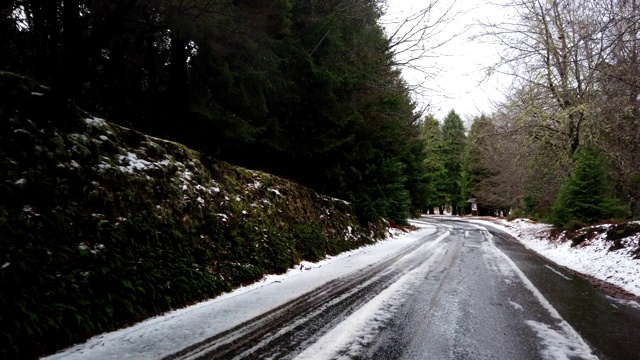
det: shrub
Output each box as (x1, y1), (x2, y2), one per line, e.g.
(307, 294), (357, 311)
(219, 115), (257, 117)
(507, 208), (524, 221)
(565, 219), (587, 232)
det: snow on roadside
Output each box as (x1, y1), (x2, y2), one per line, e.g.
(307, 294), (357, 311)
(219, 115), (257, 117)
(44, 224), (436, 360)
(470, 218), (640, 298)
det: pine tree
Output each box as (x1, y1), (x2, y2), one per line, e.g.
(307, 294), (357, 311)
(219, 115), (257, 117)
(550, 146), (623, 227)
(420, 115), (447, 214)
(462, 115), (494, 213)
(441, 110), (466, 215)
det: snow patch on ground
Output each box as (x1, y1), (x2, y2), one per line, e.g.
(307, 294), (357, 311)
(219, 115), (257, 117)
(509, 300), (523, 311)
(85, 117), (108, 127)
(386, 227), (407, 238)
(526, 320), (598, 360)
(544, 265), (572, 281)
(117, 152), (155, 173)
(328, 196), (350, 205)
(470, 218), (640, 297)
(606, 295), (640, 310)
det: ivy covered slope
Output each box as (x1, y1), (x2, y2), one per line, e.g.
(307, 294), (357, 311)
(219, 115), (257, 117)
(0, 72), (387, 359)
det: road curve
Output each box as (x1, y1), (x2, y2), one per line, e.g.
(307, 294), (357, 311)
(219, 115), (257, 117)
(165, 217), (640, 360)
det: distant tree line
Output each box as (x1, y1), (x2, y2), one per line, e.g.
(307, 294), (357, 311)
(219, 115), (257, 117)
(0, 0), (439, 223)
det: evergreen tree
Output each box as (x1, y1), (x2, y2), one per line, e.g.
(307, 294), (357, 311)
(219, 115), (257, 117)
(549, 146), (623, 227)
(462, 115), (494, 213)
(420, 114), (447, 214)
(441, 110), (467, 215)
(402, 125), (431, 216)
(247, 0), (426, 223)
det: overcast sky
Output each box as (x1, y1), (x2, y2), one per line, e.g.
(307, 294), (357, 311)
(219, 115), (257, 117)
(383, 0), (511, 122)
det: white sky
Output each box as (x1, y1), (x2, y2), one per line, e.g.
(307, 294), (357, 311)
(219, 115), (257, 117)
(382, 0), (511, 122)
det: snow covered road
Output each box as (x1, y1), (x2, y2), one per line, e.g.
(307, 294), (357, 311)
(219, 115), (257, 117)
(45, 217), (640, 360)
(45, 222), (441, 360)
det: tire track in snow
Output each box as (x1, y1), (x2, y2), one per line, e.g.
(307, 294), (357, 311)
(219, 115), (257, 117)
(164, 228), (451, 360)
(295, 240), (458, 360)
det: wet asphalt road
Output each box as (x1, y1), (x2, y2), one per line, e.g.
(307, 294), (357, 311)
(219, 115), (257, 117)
(367, 217), (640, 360)
(168, 217), (640, 360)
(366, 218), (543, 360)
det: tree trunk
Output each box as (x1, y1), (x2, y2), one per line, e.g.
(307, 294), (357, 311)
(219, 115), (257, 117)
(58, 0), (80, 98)
(170, 33), (189, 119)
(28, 0), (48, 83)
(144, 31), (159, 124)
(106, 40), (126, 121)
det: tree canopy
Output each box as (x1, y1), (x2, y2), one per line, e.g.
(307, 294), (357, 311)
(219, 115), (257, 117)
(0, 0), (434, 223)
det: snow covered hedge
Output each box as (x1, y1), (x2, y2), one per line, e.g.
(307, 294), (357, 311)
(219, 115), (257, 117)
(0, 72), (387, 358)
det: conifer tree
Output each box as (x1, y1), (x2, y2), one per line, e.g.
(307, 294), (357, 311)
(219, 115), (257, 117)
(550, 146), (623, 227)
(420, 115), (446, 213)
(441, 110), (466, 215)
(461, 115), (494, 212)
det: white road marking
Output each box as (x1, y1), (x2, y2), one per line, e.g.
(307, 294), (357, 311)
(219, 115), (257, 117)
(479, 228), (598, 360)
(544, 265), (572, 280)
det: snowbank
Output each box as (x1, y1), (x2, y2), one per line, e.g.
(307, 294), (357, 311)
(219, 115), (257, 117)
(471, 218), (640, 297)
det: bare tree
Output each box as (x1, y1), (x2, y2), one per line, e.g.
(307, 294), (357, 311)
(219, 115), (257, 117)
(478, 0), (640, 215)
(379, 0), (467, 111)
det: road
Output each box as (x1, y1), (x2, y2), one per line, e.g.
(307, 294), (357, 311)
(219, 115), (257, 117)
(166, 217), (640, 360)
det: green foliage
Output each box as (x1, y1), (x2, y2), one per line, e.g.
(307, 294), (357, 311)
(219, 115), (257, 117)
(564, 219), (588, 232)
(351, 158), (412, 223)
(401, 128), (432, 216)
(1, 0), (431, 350)
(0, 73), (386, 358)
(549, 146), (624, 227)
(521, 195), (539, 217)
(0, 0), (427, 225)
(0, 3), (427, 358)
(245, 1), (427, 224)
